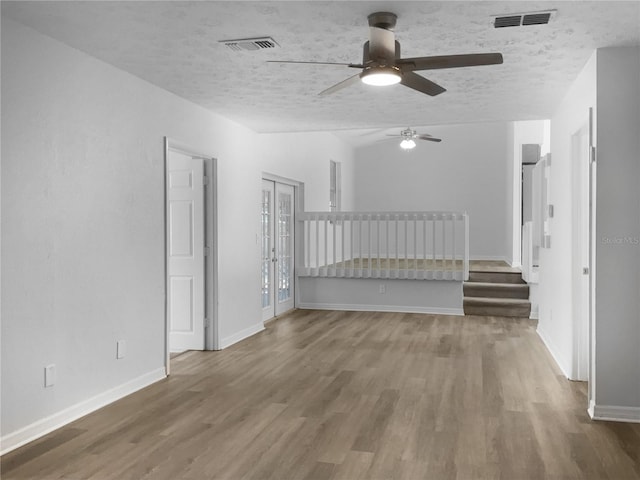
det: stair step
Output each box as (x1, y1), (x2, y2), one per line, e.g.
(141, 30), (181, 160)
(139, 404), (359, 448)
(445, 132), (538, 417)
(463, 297), (531, 318)
(463, 282), (529, 299)
(468, 271), (526, 284)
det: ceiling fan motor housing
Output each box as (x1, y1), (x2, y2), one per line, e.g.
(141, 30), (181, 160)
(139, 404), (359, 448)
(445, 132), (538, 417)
(367, 12), (398, 30)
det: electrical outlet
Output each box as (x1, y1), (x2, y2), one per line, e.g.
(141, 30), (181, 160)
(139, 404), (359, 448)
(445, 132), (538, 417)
(379, 284), (386, 294)
(44, 364), (56, 387)
(117, 340), (126, 359)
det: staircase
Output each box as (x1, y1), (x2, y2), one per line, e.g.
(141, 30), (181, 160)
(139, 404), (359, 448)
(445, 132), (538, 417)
(463, 261), (531, 318)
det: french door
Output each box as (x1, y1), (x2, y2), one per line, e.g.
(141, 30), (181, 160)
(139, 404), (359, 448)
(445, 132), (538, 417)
(261, 180), (295, 321)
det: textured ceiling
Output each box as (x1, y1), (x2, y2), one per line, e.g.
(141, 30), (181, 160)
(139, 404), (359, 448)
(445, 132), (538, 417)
(3, 1), (639, 134)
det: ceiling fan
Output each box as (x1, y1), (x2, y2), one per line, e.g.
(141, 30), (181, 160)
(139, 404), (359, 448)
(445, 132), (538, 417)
(268, 11), (503, 97)
(388, 128), (442, 150)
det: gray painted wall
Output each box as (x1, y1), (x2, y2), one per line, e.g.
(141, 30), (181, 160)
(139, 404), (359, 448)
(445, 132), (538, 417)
(594, 47), (640, 409)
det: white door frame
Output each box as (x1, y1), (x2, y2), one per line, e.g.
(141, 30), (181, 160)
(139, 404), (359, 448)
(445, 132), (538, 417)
(571, 124), (590, 381)
(587, 108), (597, 415)
(262, 173), (304, 319)
(164, 138), (218, 375)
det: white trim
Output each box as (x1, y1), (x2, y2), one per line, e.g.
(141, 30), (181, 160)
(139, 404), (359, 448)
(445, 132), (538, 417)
(0, 368), (166, 456)
(589, 404), (640, 423)
(588, 399), (596, 419)
(261, 172), (302, 188)
(218, 322), (265, 350)
(470, 255), (512, 263)
(529, 305), (539, 320)
(298, 303), (464, 316)
(537, 326), (572, 379)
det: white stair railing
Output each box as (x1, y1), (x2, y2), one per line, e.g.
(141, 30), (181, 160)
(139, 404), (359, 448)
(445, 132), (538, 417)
(298, 211), (469, 281)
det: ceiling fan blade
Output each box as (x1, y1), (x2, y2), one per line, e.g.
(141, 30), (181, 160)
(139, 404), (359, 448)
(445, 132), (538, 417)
(319, 73), (362, 96)
(417, 134), (442, 142)
(397, 53), (504, 71)
(400, 72), (446, 96)
(267, 60), (364, 68)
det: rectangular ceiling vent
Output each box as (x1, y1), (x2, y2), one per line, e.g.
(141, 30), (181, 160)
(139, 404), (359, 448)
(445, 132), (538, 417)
(493, 10), (556, 28)
(220, 37), (280, 52)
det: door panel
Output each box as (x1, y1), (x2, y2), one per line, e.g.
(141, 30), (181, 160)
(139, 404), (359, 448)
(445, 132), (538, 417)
(275, 183), (294, 315)
(262, 180), (295, 320)
(168, 151), (205, 352)
(261, 180), (275, 321)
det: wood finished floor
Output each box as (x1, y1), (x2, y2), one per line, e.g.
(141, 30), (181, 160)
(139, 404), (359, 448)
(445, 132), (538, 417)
(3, 309), (640, 480)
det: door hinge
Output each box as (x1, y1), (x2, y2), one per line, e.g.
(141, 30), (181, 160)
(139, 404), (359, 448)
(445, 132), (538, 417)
(204, 246), (210, 256)
(203, 175), (209, 186)
(204, 317), (208, 328)
(590, 146), (596, 163)
(583, 267), (589, 275)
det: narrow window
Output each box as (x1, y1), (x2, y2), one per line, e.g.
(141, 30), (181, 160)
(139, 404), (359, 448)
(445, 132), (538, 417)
(330, 160), (341, 212)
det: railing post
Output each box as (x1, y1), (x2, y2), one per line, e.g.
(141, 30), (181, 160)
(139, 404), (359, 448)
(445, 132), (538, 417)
(332, 215), (336, 276)
(464, 212), (469, 281)
(413, 213), (418, 279)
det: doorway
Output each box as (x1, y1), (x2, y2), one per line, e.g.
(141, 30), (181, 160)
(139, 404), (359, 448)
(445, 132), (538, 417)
(165, 139), (217, 373)
(261, 179), (295, 321)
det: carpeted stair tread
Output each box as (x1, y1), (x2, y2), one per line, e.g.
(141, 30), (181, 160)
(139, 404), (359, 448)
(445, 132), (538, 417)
(463, 296), (531, 306)
(468, 271), (526, 284)
(463, 282), (529, 299)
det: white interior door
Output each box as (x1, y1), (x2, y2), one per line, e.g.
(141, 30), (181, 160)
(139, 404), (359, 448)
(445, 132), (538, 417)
(167, 151), (205, 352)
(261, 180), (295, 320)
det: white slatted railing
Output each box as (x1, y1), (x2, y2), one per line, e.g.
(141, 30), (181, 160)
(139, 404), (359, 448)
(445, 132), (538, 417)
(298, 211), (469, 281)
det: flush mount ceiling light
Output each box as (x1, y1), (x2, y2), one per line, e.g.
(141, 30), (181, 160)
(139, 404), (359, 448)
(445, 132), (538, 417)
(400, 138), (417, 150)
(360, 66), (402, 86)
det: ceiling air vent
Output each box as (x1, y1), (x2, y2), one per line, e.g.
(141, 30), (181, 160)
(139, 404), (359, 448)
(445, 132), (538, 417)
(522, 13), (553, 26)
(220, 37), (280, 52)
(493, 10), (556, 28)
(494, 15), (521, 28)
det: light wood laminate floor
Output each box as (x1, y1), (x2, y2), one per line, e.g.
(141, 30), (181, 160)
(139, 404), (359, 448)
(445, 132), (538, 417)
(3, 310), (640, 480)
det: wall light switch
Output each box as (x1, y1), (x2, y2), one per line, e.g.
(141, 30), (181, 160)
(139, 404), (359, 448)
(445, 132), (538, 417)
(44, 364), (56, 387)
(379, 284), (386, 294)
(117, 340), (126, 359)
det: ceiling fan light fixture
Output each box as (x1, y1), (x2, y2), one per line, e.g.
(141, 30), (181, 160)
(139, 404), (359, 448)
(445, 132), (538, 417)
(361, 66), (401, 86)
(400, 139), (416, 150)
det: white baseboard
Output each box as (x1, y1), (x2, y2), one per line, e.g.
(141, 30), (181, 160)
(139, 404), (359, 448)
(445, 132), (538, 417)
(536, 326), (571, 379)
(529, 306), (539, 320)
(470, 255), (510, 263)
(589, 404), (640, 423)
(0, 367), (166, 456)
(298, 302), (464, 316)
(218, 322), (265, 349)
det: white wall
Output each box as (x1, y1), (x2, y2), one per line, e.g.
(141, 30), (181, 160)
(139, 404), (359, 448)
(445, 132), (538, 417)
(258, 131), (355, 211)
(1, 18), (355, 450)
(299, 278), (462, 315)
(538, 52), (597, 379)
(593, 47), (640, 412)
(352, 122), (511, 261)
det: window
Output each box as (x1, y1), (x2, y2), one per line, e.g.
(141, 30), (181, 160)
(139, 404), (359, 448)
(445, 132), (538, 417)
(329, 160), (341, 212)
